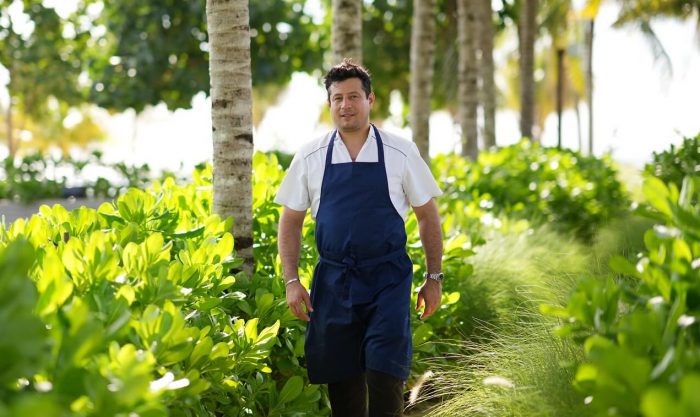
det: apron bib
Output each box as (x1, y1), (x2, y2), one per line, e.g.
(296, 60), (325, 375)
(305, 125), (413, 384)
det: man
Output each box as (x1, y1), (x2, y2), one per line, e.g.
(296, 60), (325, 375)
(275, 59), (444, 417)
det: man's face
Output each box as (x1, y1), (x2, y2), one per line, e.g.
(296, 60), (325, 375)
(328, 78), (374, 134)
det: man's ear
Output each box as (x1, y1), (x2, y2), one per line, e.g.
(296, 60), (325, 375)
(368, 92), (376, 106)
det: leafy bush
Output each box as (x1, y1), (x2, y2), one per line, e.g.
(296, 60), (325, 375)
(0, 166), (320, 416)
(645, 133), (700, 189)
(0, 155), (65, 203)
(548, 175), (700, 417)
(432, 140), (629, 240)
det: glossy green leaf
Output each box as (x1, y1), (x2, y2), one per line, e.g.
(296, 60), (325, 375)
(278, 376), (303, 404)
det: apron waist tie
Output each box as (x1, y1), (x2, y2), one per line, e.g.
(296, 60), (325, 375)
(319, 248), (406, 273)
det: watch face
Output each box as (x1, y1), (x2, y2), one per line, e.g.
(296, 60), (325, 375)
(426, 272), (443, 281)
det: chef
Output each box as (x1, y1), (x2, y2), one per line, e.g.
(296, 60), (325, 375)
(275, 59), (444, 417)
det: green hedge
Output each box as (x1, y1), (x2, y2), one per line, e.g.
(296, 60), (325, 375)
(645, 133), (700, 190)
(0, 151), (171, 203)
(432, 140), (628, 240)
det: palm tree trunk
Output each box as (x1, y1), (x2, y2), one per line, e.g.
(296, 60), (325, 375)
(518, 0), (537, 141)
(5, 96), (14, 158)
(332, 0), (363, 64)
(6, 60), (16, 158)
(478, 0), (496, 149)
(556, 47), (565, 149)
(585, 18), (594, 155)
(574, 96), (583, 151)
(457, 0), (479, 160)
(206, 0), (254, 273)
(410, 0), (436, 164)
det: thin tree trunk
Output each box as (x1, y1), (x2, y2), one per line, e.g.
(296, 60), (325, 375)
(574, 95), (583, 151)
(6, 60), (15, 158)
(478, 0), (496, 149)
(332, 0), (362, 64)
(410, 0), (436, 164)
(6, 96), (14, 158)
(206, 0), (254, 273)
(585, 18), (594, 155)
(457, 0), (479, 160)
(518, 0), (537, 140)
(556, 48), (565, 149)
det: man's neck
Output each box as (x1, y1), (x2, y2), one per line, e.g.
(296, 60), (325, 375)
(337, 125), (371, 147)
(337, 125), (371, 161)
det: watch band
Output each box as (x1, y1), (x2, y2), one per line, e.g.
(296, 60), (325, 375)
(424, 272), (444, 283)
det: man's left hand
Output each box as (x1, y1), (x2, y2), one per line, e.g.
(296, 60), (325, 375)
(416, 279), (442, 320)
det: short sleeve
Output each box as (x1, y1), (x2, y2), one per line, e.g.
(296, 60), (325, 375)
(403, 143), (443, 207)
(274, 151), (310, 211)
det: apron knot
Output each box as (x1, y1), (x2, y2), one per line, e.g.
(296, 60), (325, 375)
(341, 256), (357, 271)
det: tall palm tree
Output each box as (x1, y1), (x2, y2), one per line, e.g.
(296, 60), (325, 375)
(540, 0), (574, 149)
(519, 0), (538, 140)
(332, 0), (363, 64)
(410, 0), (437, 163)
(477, 0), (497, 149)
(4, 76), (14, 157)
(206, 0), (254, 273)
(578, 0), (601, 155)
(584, 17), (594, 155)
(457, 0), (479, 160)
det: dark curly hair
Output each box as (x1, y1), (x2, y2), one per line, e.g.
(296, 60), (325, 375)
(323, 58), (372, 102)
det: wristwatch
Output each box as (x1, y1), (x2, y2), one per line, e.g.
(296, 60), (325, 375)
(424, 272), (444, 283)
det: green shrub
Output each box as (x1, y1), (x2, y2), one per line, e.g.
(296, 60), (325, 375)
(549, 175), (700, 417)
(432, 140), (629, 241)
(1, 155), (64, 203)
(645, 133), (700, 189)
(0, 151), (171, 203)
(0, 165), (319, 416)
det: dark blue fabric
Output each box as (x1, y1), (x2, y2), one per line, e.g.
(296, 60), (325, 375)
(305, 125), (413, 384)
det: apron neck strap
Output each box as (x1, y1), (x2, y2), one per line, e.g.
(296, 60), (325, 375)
(372, 124), (385, 165)
(325, 130), (337, 167)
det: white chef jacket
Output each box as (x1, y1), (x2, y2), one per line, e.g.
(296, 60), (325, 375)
(274, 126), (443, 221)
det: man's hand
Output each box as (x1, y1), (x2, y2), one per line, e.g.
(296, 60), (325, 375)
(286, 281), (314, 321)
(416, 279), (442, 320)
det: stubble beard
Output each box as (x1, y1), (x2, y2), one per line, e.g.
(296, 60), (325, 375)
(336, 115), (368, 134)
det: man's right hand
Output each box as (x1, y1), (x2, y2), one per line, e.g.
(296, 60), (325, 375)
(286, 281), (314, 321)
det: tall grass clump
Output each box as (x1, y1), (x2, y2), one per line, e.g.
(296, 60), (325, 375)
(409, 227), (594, 416)
(416, 321), (588, 417)
(590, 213), (655, 273)
(468, 226), (590, 321)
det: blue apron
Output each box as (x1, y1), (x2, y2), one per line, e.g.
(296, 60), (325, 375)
(305, 125), (413, 384)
